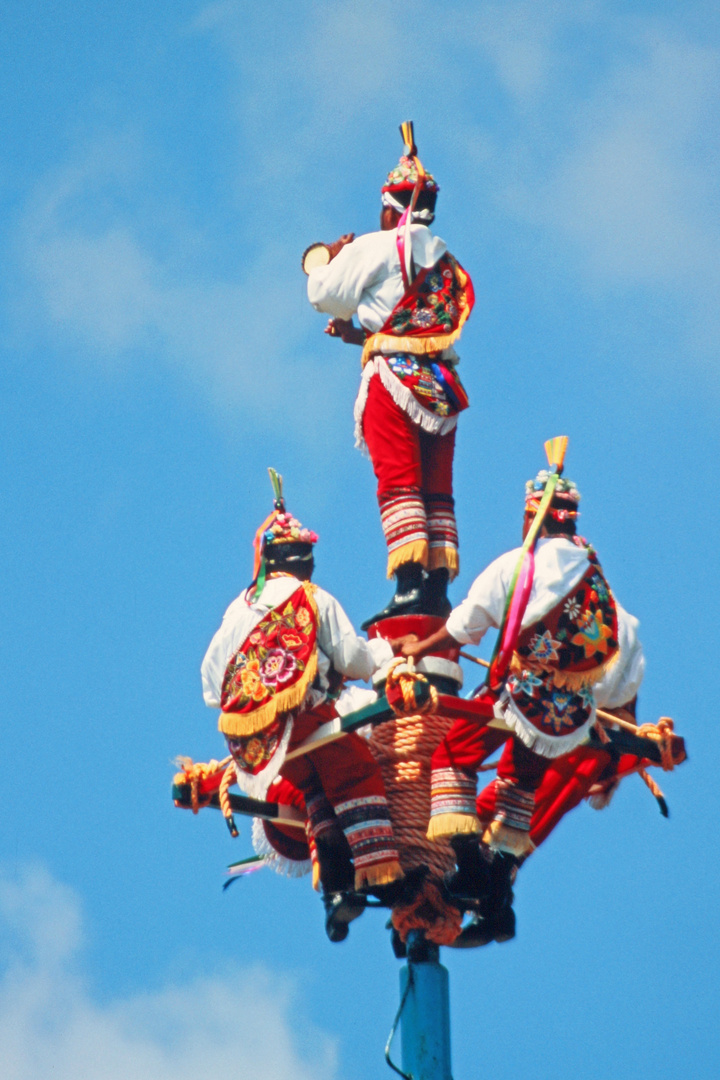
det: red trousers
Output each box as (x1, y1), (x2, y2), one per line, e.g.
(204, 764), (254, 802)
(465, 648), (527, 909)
(361, 374), (458, 577)
(280, 705), (400, 886)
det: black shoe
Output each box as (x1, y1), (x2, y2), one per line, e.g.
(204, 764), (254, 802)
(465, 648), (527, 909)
(423, 568), (451, 618)
(361, 562), (424, 630)
(443, 834), (492, 906)
(483, 851), (517, 944)
(492, 901), (516, 943)
(448, 914), (495, 949)
(323, 891), (366, 943)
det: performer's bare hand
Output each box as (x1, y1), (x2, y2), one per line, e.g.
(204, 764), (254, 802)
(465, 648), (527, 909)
(400, 638), (425, 658)
(325, 318), (365, 345)
(327, 233), (355, 260)
(386, 633), (419, 654)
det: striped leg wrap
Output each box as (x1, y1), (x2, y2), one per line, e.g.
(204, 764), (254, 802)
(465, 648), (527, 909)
(334, 795), (399, 872)
(305, 792), (337, 840)
(378, 487), (429, 576)
(425, 493), (459, 578)
(493, 778), (535, 833)
(430, 767), (477, 819)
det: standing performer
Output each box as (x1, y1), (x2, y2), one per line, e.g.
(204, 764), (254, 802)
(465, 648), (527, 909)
(306, 123), (474, 626)
(201, 471), (406, 935)
(403, 453), (621, 877)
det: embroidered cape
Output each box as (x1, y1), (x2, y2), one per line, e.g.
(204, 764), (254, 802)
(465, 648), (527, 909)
(499, 542), (620, 757)
(219, 582), (319, 737)
(360, 253), (474, 368)
(512, 546), (619, 691)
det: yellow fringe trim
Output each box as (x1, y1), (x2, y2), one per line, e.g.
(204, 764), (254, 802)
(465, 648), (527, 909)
(218, 584), (319, 737)
(387, 538), (429, 578)
(312, 860), (321, 892)
(428, 545), (459, 581)
(482, 821), (536, 858)
(426, 812), (482, 841)
(355, 859), (404, 890)
(509, 646), (620, 691)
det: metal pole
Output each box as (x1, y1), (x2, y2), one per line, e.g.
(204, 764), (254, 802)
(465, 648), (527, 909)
(399, 931), (452, 1080)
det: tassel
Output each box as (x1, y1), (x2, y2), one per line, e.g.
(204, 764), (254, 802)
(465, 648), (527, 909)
(426, 813), (481, 841)
(355, 859), (404, 890)
(399, 120), (416, 157)
(544, 436), (569, 474)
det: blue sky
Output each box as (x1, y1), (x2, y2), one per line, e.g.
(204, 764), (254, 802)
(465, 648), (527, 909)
(2, 2), (719, 1077)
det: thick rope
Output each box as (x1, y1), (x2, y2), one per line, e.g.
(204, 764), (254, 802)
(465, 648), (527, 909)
(369, 713), (455, 880)
(219, 761), (239, 837)
(385, 658), (439, 716)
(173, 756), (231, 814)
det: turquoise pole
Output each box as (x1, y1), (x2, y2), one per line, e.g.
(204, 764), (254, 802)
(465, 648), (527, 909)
(399, 932), (452, 1080)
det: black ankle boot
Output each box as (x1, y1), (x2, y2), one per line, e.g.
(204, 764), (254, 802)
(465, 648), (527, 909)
(323, 891), (366, 943)
(443, 834), (492, 905)
(483, 851), (518, 943)
(423, 568), (451, 618)
(361, 562), (424, 630)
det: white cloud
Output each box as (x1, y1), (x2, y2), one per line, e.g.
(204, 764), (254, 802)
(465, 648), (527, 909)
(0, 866), (337, 1080)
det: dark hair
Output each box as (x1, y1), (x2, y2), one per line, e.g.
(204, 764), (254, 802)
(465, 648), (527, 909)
(265, 541), (314, 567)
(390, 187), (438, 216)
(543, 496), (578, 537)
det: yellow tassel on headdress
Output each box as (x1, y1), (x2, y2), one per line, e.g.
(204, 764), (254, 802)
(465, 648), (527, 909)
(544, 436), (569, 473)
(400, 120), (417, 157)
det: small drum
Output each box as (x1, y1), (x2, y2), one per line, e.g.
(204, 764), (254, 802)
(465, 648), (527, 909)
(301, 243), (331, 275)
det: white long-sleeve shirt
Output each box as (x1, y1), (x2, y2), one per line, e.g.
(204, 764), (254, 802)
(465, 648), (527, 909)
(594, 604), (645, 709)
(201, 575), (393, 710)
(446, 536), (591, 646)
(445, 536), (644, 709)
(307, 226), (448, 335)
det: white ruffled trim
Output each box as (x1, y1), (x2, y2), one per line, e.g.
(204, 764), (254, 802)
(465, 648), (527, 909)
(251, 815), (311, 878)
(353, 358), (458, 454)
(232, 717), (294, 800)
(497, 692), (595, 759)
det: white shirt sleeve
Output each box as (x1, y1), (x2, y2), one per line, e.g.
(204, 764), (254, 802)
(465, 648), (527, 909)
(445, 550), (515, 645)
(594, 603), (645, 709)
(314, 587), (393, 681)
(307, 232), (392, 319)
(200, 592), (255, 709)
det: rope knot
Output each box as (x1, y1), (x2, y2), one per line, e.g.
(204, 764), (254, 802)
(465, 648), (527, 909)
(173, 755), (231, 814)
(385, 658), (438, 717)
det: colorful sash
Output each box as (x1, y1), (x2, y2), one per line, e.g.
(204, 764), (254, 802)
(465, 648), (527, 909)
(219, 583), (319, 738)
(360, 253), (475, 369)
(382, 353), (468, 418)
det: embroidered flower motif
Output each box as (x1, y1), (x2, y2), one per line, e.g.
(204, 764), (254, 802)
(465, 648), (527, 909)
(528, 630), (561, 663)
(248, 630), (263, 645)
(509, 670), (544, 698)
(241, 737), (266, 766)
(539, 688), (579, 734)
(239, 659), (268, 702)
(260, 648), (297, 687)
(426, 271), (444, 293)
(280, 630), (304, 650)
(563, 597), (581, 620)
(590, 574), (609, 602)
(571, 610), (613, 658)
(578, 686), (595, 708)
(411, 307), (436, 328)
(295, 607), (311, 630)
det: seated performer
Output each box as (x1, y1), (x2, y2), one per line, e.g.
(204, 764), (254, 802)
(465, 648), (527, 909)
(306, 123), (474, 626)
(201, 471), (407, 938)
(403, 466), (622, 923)
(456, 602), (644, 946)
